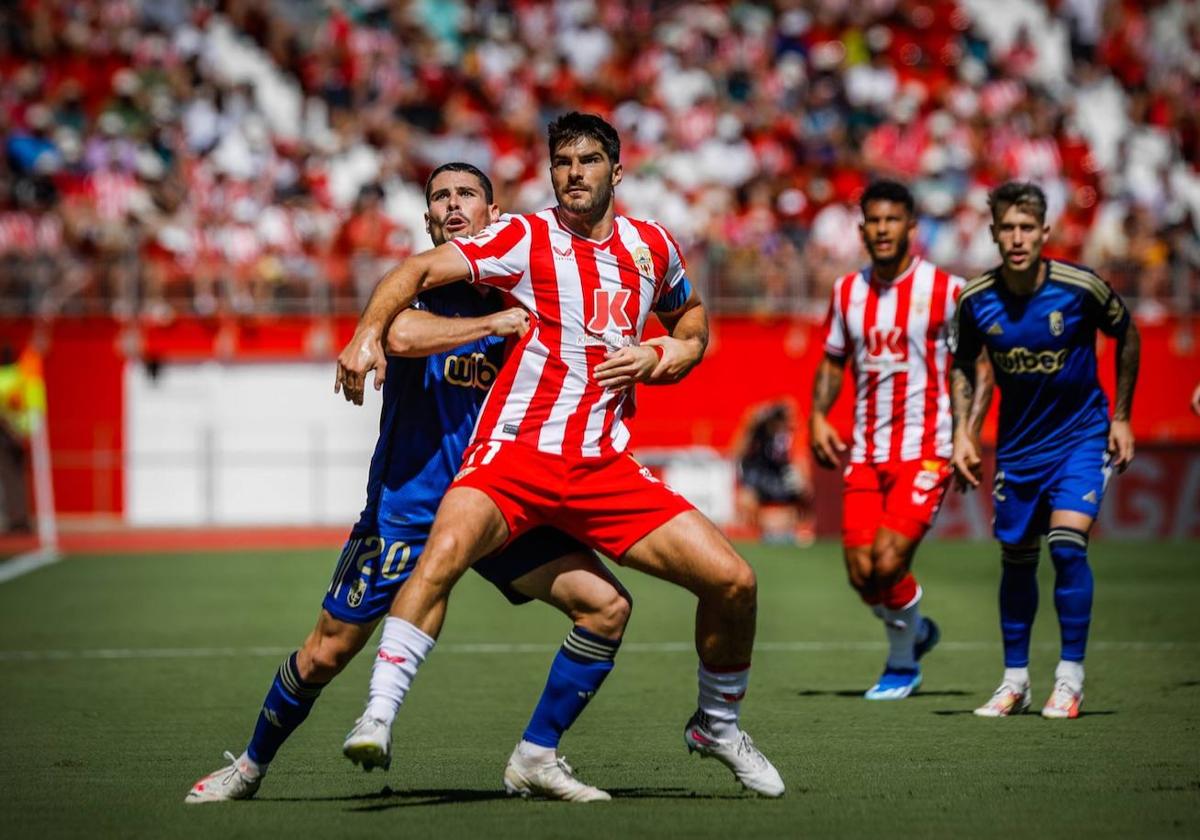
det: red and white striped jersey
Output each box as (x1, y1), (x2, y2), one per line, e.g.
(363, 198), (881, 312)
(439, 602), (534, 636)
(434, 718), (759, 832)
(451, 209), (687, 458)
(822, 257), (964, 464)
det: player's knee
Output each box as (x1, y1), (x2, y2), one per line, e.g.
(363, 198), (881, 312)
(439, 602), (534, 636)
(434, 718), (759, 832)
(301, 633), (360, 681)
(717, 559), (757, 610)
(417, 534), (471, 591)
(871, 545), (908, 586)
(588, 588), (632, 638)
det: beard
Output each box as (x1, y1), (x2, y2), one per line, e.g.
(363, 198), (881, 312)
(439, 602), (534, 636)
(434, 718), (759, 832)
(559, 180), (613, 218)
(869, 236), (909, 268)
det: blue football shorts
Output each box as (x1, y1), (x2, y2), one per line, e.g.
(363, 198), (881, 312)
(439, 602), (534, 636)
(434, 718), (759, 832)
(321, 526), (590, 624)
(992, 434), (1113, 546)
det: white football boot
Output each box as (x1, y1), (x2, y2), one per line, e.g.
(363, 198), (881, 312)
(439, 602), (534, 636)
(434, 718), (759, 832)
(342, 716), (392, 771)
(502, 745), (611, 802)
(683, 710), (785, 798)
(973, 681), (1032, 717)
(184, 751), (262, 803)
(1041, 678), (1084, 719)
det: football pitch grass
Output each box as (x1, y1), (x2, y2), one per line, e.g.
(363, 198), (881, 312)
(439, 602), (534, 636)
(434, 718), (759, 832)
(1, 540), (1197, 838)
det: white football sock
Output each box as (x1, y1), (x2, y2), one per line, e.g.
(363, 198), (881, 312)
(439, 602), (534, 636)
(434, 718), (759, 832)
(882, 588), (922, 670)
(697, 663), (749, 740)
(517, 740), (556, 764)
(364, 617), (435, 725)
(1004, 666), (1030, 688)
(236, 751), (263, 779)
(1056, 660), (1084, 690)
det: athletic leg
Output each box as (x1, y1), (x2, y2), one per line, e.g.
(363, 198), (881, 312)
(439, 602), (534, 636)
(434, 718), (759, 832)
(502, 549), (631, 802)
(186, 611), (374, 802)
(357, 487), (509, 733)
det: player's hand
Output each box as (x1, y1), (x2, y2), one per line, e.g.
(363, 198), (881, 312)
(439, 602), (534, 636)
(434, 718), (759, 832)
(1107, 419), (1135, 473)
(594, 345), (659, 390)
(335, 325), (386, 406)
(1191, 382), (1200, 417)
(951, 430), (982, 491)
(808, 413), (847, 469)
(488, 307), (531, 340)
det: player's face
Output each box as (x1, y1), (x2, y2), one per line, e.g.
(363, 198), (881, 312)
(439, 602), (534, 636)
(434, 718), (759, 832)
(550, 136), (623, 219)
(992, 204), (1050, 272)
(859, 199), (915, 266)
(424, 171), (499, 246)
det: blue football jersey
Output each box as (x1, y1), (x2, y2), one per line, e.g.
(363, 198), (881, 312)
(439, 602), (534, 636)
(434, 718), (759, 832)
(352, 283), (506, 538)
(953, 259), (1130, 466)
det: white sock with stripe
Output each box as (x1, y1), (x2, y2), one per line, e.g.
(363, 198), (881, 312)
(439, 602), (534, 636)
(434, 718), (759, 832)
(697, 663), (750, 740)
(365, 617), (435, 725)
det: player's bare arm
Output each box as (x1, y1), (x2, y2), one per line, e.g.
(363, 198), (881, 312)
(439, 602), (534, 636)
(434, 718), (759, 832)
(1109, 319), (1140, 472)
(386, 306), (530, 358)
(968, 353), (994, 439)
(335, 244), (473, 405)
(949, 360), (982, 490)
(593, 291), (708, 389)
(809, 354), (847, 468)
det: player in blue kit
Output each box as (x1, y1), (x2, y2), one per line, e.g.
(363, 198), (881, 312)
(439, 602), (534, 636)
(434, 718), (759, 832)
(949, 182), (1140, 719)
(186, 163), (631, 803)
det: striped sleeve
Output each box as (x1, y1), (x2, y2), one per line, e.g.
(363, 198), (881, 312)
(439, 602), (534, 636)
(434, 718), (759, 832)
(822, 275), (849, 359)
(449, 214), (530, 291)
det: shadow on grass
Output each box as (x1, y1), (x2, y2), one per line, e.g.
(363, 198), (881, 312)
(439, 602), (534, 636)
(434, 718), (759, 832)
(796, 689), (970, 698)
(264, 785), (742, 811)
(931, 709), (1118, 717)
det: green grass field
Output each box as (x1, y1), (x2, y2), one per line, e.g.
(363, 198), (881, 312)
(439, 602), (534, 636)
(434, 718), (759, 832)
(1, 540), (1198, 838)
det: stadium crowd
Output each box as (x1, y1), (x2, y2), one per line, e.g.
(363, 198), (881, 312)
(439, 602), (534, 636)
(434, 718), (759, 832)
(1, 0), (1199, 318)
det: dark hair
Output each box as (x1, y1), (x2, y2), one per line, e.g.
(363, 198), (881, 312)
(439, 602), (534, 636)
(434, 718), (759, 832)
(860, 179), (915, 216)
(424, 162), (494, 205)
(547, 112), (620, 163)
(989, 181), (1047, 224)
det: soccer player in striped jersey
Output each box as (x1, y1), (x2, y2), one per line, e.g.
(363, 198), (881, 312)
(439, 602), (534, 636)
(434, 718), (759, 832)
(950, 181), (1140, 719)
(810, 179), (975, 700)
(336, 113), (784, 798)
(186, 163), (631, 804)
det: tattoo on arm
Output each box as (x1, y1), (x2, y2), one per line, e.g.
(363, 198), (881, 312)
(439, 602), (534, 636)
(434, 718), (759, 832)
(950, 364), (976, 433)
(1113, 322), (1140, 421)
(811, 358), (844, 415)
(967, 354), (993, 437)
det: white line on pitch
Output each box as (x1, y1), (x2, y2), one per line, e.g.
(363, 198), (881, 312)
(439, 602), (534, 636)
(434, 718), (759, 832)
(0, 547), (60, 584)
(0, 640), (1196, 663)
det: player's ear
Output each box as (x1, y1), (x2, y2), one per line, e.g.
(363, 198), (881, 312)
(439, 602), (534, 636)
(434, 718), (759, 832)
(424, 211), (431, 236)
(990, 223), (1000, 244)
(488, 204), (500, 223)
(611, 161), (623, 187)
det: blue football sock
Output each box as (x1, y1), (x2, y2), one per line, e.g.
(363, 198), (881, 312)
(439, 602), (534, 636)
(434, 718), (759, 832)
(246, 651), (326, 768)
(522, 626), (620, 749)
(999, 545), (1040, 668)
(1047, 527), (1094, 663)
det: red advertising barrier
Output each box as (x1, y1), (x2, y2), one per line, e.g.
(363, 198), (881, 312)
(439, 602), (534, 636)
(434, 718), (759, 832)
(1, 314), (1197, 533)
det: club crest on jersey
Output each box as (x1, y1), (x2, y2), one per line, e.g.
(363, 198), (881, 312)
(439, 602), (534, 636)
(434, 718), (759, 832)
(632, 246), (655, 279)
(1049, 310), (1064, 336)
(587, 288), (633, 332)
(347, 577), (366, 608)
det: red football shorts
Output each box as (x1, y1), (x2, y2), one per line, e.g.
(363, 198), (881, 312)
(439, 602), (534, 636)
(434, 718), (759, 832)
(842, 459), (951, 547)
(451, 439), (695, 560)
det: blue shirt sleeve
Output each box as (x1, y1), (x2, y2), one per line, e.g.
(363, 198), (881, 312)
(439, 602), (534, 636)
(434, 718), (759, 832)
(653, 275), (693, 313)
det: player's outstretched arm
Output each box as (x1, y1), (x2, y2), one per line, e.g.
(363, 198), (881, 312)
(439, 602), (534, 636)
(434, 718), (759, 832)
(1108, 319), (1140, 472)
(593, 289), (708, 390)
(335, 244), (472, 405)
(386, 307), (530, 358)
(1192, 382), (1200, 417)
(949, 361), (982, 491)
(808, 354), (847, 469)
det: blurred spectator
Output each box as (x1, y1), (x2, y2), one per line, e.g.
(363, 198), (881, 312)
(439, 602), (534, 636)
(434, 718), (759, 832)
(0, 0), (1198, 318)
(735, 402), (815, 546)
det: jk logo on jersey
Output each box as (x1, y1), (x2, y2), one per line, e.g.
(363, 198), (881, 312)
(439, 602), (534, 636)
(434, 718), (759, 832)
(1049, 310), (1064, 336)
(587, 288), (633, 332)
(865, 326), (905, 359)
